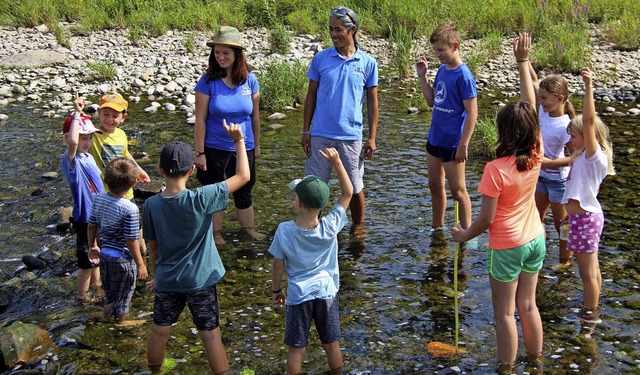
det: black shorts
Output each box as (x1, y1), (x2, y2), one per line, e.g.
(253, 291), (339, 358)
(153, 284), (220, 331)
(196, 147), (256, 210)
(72, 220), (99, 270)
(426, 141), (457, 163)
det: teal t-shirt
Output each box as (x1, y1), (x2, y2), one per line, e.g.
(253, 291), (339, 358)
(143, 182), (228, 292)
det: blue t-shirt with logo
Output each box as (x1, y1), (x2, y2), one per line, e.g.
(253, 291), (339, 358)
(307, 46), (378, 141)
(195, 72), (259, 151)
(428, 63), (477, 149)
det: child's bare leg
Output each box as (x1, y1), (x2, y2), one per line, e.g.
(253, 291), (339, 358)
(489, 275), (519, 366)
(199, 327), (230, 375)
(237, 206), (266, 240)
(551, 202), (572, 262)
(147, 324), (171, 372)
(444, 161), (472, 229)
(575, 252), (601, 309)
(89, 268), (103, 296)
(322, 339), (343, 374)
(77, 268), (92, 301)
(103, 303), (114, 319)
(286, 346), (306, 375)
(426, 153), (446, 228)
(515, 272), (543, 357)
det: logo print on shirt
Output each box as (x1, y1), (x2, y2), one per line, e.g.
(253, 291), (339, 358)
(434, 81), (447, 105)
(241, 86), (252, 96)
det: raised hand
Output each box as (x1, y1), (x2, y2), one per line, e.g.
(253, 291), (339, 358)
(222, 119), (244, 142)
(513, 32), (531, 62)
(415, 55), (429, 77)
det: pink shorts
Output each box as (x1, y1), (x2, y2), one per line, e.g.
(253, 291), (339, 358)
(567, 212), (604, 253)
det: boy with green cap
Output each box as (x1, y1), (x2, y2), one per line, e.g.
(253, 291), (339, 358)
(269, 148), (353, 375)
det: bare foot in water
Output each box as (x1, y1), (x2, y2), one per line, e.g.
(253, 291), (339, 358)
(214, 231), (226, 245)
(115, 319), (146, 327)
(241, 227), (266, 241)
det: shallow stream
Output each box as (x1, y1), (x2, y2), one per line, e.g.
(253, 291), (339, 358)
(0, 78), (638, 374)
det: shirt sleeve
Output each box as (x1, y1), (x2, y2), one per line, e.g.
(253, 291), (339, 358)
(268, 225), (286, 259)
(194, 74), (211, 95)
(142, 200), (156, 241)
(478, 162), (502, 198)
(123, 205), (140, 239)
(249, 73), (260, 94)
(459, 66), (478, 100)
(306, 53), (321, 82)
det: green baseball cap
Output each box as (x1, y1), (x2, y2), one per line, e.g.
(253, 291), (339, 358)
(288, 175), (330, 209)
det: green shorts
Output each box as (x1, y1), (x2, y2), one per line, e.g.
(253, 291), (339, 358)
(487, 234), (546, 282)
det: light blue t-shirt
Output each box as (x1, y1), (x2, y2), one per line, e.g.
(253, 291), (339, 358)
(307, 46), (378, 141)
(89, 193), (139, 259)
(428, 63), (477, 149)
(194, 73), (259, 151)
(61, 152), (104, 223)
(268, 204), (347, 305)
(143, 183), (229, 292)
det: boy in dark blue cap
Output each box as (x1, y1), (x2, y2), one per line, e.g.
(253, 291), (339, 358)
(143, 120), (248, 374)
(269, 148), (353, 375)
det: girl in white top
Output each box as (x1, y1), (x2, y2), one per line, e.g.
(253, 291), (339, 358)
(519, 58), (576, 267)
(562, 64), (614, 323)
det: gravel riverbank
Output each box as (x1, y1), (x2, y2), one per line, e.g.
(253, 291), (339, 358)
(0, 25), (639, 121)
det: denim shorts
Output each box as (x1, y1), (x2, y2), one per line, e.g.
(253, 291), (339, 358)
(567, 212), (604, 253)
(487, 234), (546, 282)
(305, 137), (363, 194)
(426, 142), (457, 163)
(284, 295), (341, 348)
(536, 175), (567, 204)
(153, 284), (220, 331)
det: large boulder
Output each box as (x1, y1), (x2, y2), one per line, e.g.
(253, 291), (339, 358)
(0, 321), (54, 369)
(0, 50), (67, 68)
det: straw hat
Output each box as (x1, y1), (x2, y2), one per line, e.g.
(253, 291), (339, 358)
(206, 26), (244, 49)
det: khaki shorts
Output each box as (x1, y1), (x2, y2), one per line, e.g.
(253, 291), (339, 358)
(304, 136), (363, 194)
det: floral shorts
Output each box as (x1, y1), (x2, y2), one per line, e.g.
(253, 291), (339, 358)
(567, 212), (604, 253)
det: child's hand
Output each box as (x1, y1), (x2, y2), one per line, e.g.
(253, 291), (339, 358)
(513, 32), (531, 62)
(580, 63), (594, 87)
(146, 279), (155, 295)
(137, 265), (148, 280)
(89, 246), (101, 264)
(415, 55), (428, 77)
(222, 119), (244, 142)
(73, 93), (85, 114)
(137, 168), (151, 183)
(272, 291), (285, 308)
(319, 147), (341, 166)
(450, 226), (466, 243)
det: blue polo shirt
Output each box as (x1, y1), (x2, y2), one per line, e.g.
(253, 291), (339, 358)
(195, 72), (259, 151)
(307, 46), (378, 141)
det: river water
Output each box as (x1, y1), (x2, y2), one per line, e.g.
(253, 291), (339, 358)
(0, 79), (638, 374)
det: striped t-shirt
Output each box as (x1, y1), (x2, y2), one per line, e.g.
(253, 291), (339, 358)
(89, 192), (139, 258)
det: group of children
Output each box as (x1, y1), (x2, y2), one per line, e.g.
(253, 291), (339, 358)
(60, 22), (614, 375)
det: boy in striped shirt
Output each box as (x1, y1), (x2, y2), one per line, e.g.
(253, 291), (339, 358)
(88, 157), (148, 325)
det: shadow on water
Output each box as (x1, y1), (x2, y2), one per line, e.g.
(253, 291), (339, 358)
(0, 76), (638, 373)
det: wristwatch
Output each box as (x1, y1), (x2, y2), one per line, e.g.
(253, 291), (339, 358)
(195, 151), (205, 157)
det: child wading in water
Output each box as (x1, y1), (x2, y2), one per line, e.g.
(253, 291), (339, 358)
(451, 33), (546, 374)
(562, 63), (615, 324)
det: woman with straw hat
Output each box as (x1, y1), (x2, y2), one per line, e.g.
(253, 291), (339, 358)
(194, 26), (266, 244)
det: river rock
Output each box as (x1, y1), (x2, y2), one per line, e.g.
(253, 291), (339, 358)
(41, 171), (58, 179)
(268, 112), (286, 120)
(0, 50), (66, 68)
(267, 123), (285, 130)
(21, 255), (46, 271)
(133, 179), (165, 200)
(0, 114), (7, 121)
(407, 106), (419, 114)
(0, 321), (54, 369)
(56, 206), (73, 232)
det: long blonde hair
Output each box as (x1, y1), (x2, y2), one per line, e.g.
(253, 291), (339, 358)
(567, 114), (615, 175)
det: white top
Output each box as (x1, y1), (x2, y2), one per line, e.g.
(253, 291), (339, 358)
(539, 106), (571, 179)
(562, 148), (608, 213)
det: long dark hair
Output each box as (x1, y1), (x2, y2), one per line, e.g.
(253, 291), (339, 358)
(495, 101), (541, 172)
(205, 46), (249, 85)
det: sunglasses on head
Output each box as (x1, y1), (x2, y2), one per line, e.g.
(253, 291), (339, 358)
(331, 8), (356, 25)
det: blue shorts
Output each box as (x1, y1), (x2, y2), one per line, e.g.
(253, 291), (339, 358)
(305, 137), (364, 194)
(536, 175), (566, 204)
(486, 234), (546, 282)
(153, 284), (220, 331)
(567, 212), (603, 253)
(426, 142), (457, 163)
(284, 295), (341, 348)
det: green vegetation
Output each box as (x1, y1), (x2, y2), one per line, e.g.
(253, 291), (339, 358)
(182, 31), (197, 54)
(0, 0), (637, 72)
(268, 22), (291, 55)
(470, 117), (498, 157)
(256, 59), (308, 111)
(85, 60), (117, 81)
(390, 25), (413, 79)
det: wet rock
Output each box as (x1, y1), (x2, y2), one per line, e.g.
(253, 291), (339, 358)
(41, 172), (58, 179)
(0, 321), (54, 369)
(407, 106), (419, 114)
(30, 187), (45, 196)
(267, 123), (285, 130)
(57, 325), (87, 348)
(133, 179), (165, 200)
(38, 250), (61, 264)
(56, 206), (73, 232)
(0, 114), (7, 121)
(21, 255), (46, 271)
(268, 112), (286, 121)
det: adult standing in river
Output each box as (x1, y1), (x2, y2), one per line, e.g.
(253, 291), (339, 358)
(301, 6), (379, 231)
(194, 26), (265, 244)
